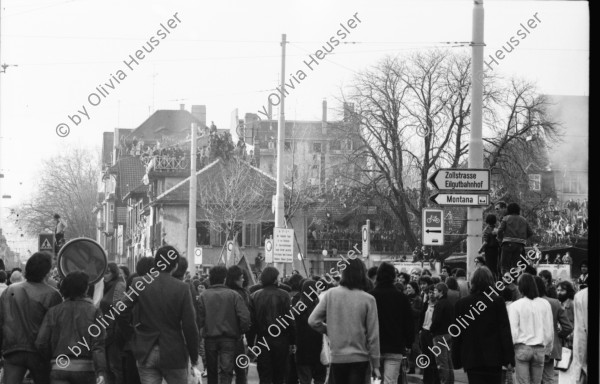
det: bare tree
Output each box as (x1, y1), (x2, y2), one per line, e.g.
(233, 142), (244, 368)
(199, 158), (275, 264)
(13, 148), (99, 240)
(334, 51), (559, 255)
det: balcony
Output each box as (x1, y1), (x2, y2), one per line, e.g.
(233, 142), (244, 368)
(144, 155), (190, 172)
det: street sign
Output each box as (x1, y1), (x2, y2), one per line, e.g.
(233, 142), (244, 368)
(428, 169), (490, 191)
(273, 228), (294, 263)
(430, 193), (490, 206)
(422, 209), (444, 246)
(264, 238), (274, 263)
(39, 233), (54, 253)
(362, 220), (370, 256)
(194, 247), (203, 265)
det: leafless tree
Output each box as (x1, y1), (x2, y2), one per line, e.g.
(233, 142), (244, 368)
(13, 147), (99, 240)
(198, 158), (275, 264)
(334, 51), (559, 254)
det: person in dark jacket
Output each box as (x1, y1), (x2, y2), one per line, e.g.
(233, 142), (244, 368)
(497, 202), (534, 274)
(430, 283), (454, 384)
(479, 214), (500, 278)
(417, 285), (440, 384)
(200, 265), (250, 384)
(294, 280), (326, 384)
(0, 252), (62, 384)
(534, 276), (573, 384)
(405, 281), (423, 374)
(101, 262), (127, 384)
(285, 273), (304, 384)
(225, 265), (252, 384)
(452, 266), (514, 384)
(370, 263), (414, 384)
(248, 267), (295, 384)
(36, 271), (107, 384)
(117, 246), (199, 384)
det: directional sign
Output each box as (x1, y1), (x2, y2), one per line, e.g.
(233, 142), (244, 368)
(273, 228), (294, 263)
(264, 238), (274, 263)
(39, 233), (54, 253)
(422, 209), (444, 246)
(430, 193), (490, 206)
(428, 169), (490, 191)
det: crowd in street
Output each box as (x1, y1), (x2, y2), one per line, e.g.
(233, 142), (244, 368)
(0, 243), (589, 384)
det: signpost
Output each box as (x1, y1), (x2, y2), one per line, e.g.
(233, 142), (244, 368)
(430, 193), (489, 206)
(39, 233), (54, 253)
(428, 169), (490, 191)
(264, 238), (274, 263)
(422, 209), (444, 246)
(273, 228), (293, 263)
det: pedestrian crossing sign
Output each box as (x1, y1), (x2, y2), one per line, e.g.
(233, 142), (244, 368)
(39, 233), (54, 252)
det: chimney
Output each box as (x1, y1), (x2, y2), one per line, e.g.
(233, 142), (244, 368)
(191, 105), (207, 128)
(322, 99), (327, 122)
(179, 103), (185, 111)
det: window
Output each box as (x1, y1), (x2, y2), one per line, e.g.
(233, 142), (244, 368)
(563, 173), (586, 194)
(244, 223), (261, 247)
(261, 222), (275, 246)
(284, 140), (293, 151)
(313, 142), (322, 153)
(528, 174), (541, 191)
(330, 140), (341, 151)
(196, 221), (210, 246)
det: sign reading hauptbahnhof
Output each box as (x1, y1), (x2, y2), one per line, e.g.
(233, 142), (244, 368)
(428, 169), (490, 192)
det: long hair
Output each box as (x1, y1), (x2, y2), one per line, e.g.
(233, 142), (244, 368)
(518, 273), (539, 300)
(340, 258), (368, 291)
(470, 266), (494, 294)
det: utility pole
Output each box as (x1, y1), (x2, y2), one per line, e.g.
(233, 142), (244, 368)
(187, 122), (197, 274)
(274, 34), (287, 273)
(467, 0), (485, 278)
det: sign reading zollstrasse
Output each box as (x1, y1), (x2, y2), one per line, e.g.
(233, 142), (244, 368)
(428, 169), (490, 191)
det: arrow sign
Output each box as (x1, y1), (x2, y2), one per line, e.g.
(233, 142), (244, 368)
(430, 193), (490, 206)
(422, 209), (444, 246)
(428, 169), (490, 191)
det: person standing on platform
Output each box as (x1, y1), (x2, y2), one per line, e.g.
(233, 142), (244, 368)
(53, 214), (67, 254)
(497, 203), (534, 275)
(479, 214), (500, 278)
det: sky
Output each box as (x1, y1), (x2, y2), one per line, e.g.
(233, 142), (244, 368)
(0, 0), (589, 253)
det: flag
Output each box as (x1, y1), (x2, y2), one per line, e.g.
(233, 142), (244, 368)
(237, 254), (256, 286)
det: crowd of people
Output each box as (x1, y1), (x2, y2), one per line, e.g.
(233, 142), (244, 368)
(0, 235), (589, 384)
(533, 198), (588, 247)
